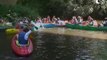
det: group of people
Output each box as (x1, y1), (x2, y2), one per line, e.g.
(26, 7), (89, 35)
(35, 16), (66, 25)
(0, 18), (12, 26)
(15, 18), (36, 46)
(14, 15), (107, 46)
(100, 18), (107, 27)
(69, 16), (98, 27)
(15, 16), (67, 46)
(31, 15), (107, 27)
(69, 16), (107, 27)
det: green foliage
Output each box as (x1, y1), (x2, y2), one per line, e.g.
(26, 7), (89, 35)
(22, 0), (105, 19)
(11, 5), (39, 18)
(1, 0), (107, 19)
(44, 0), (66, 17)
(0, 4), (39, 21)
(0, 0), (17, 5)
(0, 5), (9, 17)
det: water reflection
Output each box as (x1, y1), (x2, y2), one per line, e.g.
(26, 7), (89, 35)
(0, 28), (107, 60)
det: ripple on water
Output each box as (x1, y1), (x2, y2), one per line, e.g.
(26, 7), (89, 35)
(1, 28), (107, 60)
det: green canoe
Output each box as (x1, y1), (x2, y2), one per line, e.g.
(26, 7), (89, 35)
(65, 23), (107, 31)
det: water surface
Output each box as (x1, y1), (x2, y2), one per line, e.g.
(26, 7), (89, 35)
(0, 28), (107, 60)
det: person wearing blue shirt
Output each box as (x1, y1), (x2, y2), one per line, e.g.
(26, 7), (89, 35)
(17, 24), (33, 46)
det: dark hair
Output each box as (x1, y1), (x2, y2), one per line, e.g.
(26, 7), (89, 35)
(23, 27), (29, 32)
(20, 25), (24, 29)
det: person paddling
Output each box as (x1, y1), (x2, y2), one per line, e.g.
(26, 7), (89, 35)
(16, 24), (34, 46)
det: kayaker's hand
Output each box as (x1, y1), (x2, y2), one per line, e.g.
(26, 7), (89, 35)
(28, 26), (32, 30)
(29, 23), (34, 27)
(29, 24), (35, 31)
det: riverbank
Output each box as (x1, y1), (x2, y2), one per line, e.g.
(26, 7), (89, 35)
(34, 28), (107, 40)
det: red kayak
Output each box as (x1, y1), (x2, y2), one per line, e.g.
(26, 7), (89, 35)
(11, 34), (33, 56)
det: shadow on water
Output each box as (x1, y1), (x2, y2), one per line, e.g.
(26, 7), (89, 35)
(1, 28), (107, 60)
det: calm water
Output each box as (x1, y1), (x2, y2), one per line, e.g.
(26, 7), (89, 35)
(0, 28), (107, 60)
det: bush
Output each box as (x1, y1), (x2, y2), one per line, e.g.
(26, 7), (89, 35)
(0, 4), (39, 21)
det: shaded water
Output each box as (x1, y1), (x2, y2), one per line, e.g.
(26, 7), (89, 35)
(0, 28), (107, 60)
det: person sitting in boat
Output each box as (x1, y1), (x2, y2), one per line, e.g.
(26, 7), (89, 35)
(22, 17), (28, 23)
(87, 16), (93, 21)
(15, 20), (24, 29)
(88, 19), (98, 27)
(69, 16), (78, 24)
(42, 18), (47, 23)
(17, 24), (34, 46)
(80, 21), (90, 26)
(100, 17), (107, 27)
(35, 17), (44, 28)
(0, 18), (4, 23)
(77, 16), (83, 24)
(57, 17), (65, 25)
(87, 16), (98, 27)
(100, 21), (107, 27)
(46, 16), (51, 23)
(52, 16), (58, 24)
(80, 16), (94, 26)
(99, 21), (104, 27)
(5, 20), (12, 26)
(36, 17), (43, 23)
(64, 20), (69, 24)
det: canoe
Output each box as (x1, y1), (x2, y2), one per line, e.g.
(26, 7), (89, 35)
(55, 24), (65, 27)
(31, 21), (64, 28)
(0, 26), (7, 32)
(43, 23), (65, 28)
(6, 28), (19, 34)
(0, 26), (13, 32)
(6, 28), (34, 35)
(43, 23), (57, 28)
(11, 34), (33, 56)
(65, 23), (107, 31)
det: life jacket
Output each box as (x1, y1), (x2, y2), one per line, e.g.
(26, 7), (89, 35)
(18, 32), (28, 45)
(69, 19), (73, 24)
(70, 19), (78, 24)
(93, 20), (98, 27)
(81, 21), (89, 26)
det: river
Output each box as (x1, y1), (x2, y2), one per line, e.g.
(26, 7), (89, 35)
(0, 28), (107, 60)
